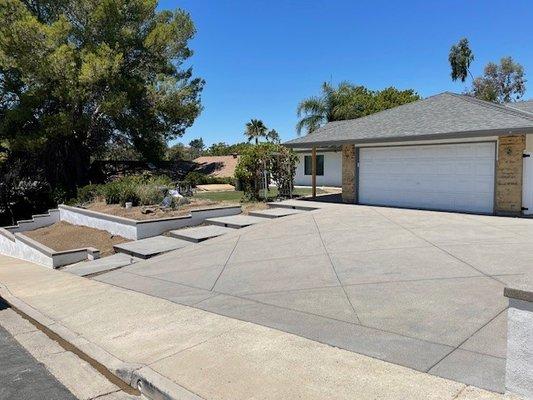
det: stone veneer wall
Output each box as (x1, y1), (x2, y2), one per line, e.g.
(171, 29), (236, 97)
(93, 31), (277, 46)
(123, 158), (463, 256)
(496, 135), (526, 214)
(341, 144), (357, 203)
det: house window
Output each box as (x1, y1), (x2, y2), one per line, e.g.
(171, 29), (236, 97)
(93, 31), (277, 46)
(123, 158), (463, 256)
(304, 155), (324, 176)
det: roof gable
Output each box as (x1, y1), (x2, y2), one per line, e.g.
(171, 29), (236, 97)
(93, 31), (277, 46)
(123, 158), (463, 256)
(285, 92), (533, 148)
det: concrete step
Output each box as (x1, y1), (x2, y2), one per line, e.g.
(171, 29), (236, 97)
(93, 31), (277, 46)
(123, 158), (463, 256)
(205, 215), (268, 229)
(113, 236), (191, 259)
(266, 201), (319, 211)
(248, 208), (306, 219)
(168, 225), (236, 243)
(63, 253), (140, 277)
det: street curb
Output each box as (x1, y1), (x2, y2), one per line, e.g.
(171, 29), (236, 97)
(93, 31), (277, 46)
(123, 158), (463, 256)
(0, 283), (204, 400)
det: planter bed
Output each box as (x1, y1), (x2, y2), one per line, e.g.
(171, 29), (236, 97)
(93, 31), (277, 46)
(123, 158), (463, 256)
(59, 203), (242, 240)
(24, 221), (129, 257)
(0, 225), (100, 269)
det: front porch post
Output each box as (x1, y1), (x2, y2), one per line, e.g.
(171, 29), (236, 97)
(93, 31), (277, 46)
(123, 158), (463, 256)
(311, 146), (317, 198)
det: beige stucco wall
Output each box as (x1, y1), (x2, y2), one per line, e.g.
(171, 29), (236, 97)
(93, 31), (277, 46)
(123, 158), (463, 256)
(495, 135), (526, 215)
(341, 144), (356, 203)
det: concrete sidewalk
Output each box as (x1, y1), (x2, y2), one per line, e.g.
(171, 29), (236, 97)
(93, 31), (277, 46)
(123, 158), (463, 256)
(0, 255), (520, 400)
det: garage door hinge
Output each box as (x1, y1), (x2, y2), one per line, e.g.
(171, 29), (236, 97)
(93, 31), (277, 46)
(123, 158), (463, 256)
(522, 207), (529, 211)
(523, 154), (530, 158)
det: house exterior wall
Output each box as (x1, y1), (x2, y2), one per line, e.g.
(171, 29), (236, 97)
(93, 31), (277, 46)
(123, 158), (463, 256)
(334, 135), (528, 214)
(495, 135), (526, 215)
(294, 151), (342, 187)
(341, 144), (357, 203)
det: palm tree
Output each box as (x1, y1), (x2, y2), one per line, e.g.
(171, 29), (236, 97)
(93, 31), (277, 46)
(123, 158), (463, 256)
(296, 81), (367, 136)
(244, 119), (268, 144)
(296, 82), (420, 135)
(266, 129), (280, 143)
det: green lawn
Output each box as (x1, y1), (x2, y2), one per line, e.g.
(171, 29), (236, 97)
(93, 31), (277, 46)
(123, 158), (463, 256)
(194, 187), (325, 203)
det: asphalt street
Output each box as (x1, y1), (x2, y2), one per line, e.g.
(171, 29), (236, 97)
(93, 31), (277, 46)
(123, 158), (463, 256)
(0, 298), (76, 400)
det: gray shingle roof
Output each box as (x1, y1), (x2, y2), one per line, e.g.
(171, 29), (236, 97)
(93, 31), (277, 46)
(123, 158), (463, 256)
(506, 100), (533, 115)
(285, 92), (533, 148)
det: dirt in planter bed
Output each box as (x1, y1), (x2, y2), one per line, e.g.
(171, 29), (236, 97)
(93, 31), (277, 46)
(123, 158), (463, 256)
(24, 221), (130, 257)
(84, 199), (232, 221)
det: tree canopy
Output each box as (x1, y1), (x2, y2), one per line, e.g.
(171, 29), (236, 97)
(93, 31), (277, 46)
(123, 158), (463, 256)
(449, 38), (475, 83)
(296, 83), (420, 135)
(471, 57), (526, 103)
(448, 38), (526, 103)
(244, 119), (268, 144)
(0, 0), (204, 193)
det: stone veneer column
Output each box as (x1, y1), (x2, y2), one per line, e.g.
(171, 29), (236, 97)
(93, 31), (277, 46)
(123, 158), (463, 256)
(341, 144), (356, 203)
(495, 135), (526, 215)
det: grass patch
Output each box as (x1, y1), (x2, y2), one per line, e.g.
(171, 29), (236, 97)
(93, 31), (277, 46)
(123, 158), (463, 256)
(194, 187), (325, 203)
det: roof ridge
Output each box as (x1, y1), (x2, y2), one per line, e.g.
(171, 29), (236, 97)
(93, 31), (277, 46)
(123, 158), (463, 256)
(504, 103), (533, 116)
(447, 92), (533, 121)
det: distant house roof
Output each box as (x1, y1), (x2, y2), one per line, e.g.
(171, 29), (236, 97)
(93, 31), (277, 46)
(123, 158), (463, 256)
(284, 92), (533, 148)
(193, 155), (240, 178)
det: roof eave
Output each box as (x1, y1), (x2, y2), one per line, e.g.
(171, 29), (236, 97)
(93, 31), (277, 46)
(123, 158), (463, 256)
(283, 126), (533, 149)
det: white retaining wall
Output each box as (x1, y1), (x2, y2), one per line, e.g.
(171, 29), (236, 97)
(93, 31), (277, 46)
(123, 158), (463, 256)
(0, 204), (242, 268)
(5, 209), (60, 233)
(59, 204), (242, 240)
(0, 229), (53, 267)
(0, 229), (98, 268)
(506, 297), (533, 399)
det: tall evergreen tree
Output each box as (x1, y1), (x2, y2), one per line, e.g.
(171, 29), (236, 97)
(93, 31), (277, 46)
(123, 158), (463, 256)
(0, 0), (204, 193)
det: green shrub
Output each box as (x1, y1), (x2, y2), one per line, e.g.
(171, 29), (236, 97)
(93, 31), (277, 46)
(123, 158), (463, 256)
(119, 183), (139, 207)
(235, 143), (297, 201)
(77, 184), (103, 204)
(136, 184), (166, 206)
(81, 174), (175, 207)
(102, 181), (122, 204)
(183, 172), (234, 187)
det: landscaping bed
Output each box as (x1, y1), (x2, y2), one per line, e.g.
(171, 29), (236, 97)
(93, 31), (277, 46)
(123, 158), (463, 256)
(84, 199), (231, 221)
(24, 221), (129, 257)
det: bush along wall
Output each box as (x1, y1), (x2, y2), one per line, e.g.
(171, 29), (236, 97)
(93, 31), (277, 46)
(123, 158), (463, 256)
(235, 143), (297, 201)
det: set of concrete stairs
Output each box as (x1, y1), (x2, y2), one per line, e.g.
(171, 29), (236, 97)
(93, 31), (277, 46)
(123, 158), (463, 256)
(69, 202), (317, 271)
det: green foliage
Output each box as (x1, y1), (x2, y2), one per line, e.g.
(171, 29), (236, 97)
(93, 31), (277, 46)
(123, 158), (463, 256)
(188, 137), (205, 159)
(78, 174), (174, 206)
(244, 119), (268, 144)
(205, 142), (252, 156)
(449, 38), (475, 83)
(235, 143), (297, 201)
(471, 57), (526, 103)
(166, 143), (188, 161)
(136, 184), (166, 206)
(448, 38), (526, 104)
(76, 184), (103, 204)
(183, 171), (234, 186)
(296, 82), (420, 135)
(0, 0), (204, 195)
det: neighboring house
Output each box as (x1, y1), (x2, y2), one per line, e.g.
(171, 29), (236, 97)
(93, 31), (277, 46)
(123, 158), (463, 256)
(294, 149), (342, 187)
(193, 155), (240, 178)
(285, 92), (533, 215)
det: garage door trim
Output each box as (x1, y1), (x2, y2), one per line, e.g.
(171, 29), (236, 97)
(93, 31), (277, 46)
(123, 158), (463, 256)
(355, 140), (497, 214)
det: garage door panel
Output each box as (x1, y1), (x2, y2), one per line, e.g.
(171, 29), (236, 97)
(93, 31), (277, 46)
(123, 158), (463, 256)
(358, 143), (495, 213)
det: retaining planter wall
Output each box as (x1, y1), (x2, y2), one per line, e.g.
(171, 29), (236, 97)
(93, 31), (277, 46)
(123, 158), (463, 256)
(0, 203), (242, 268)
(0, 228), (99, 268)
(58, 204), (242, 240)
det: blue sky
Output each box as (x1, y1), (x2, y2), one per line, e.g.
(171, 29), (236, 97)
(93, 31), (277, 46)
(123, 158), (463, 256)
(158, 0), (533, 147)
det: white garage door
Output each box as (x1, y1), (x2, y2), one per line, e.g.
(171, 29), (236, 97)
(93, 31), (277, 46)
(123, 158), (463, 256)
(358, 142), (496, 213)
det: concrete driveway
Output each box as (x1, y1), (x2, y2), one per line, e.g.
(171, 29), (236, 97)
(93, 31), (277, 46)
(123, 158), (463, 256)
(94, 202), (533, 393)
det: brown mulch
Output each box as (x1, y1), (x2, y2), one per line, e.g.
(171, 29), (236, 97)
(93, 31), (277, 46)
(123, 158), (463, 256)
(85, 199), (231, 221)
(24, 221), (130, 257)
